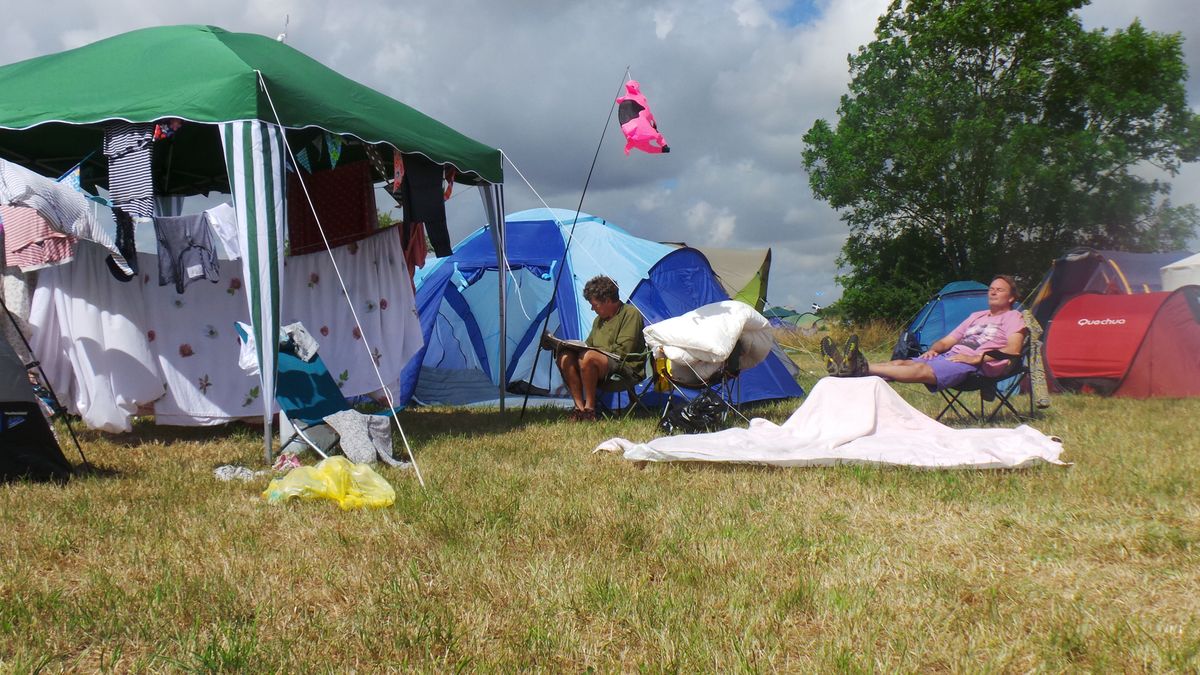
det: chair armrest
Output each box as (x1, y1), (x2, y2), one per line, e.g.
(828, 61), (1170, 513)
(982, 350), (1021, 361)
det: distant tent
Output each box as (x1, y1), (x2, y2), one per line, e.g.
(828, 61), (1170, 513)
(1026, 247), (1192, 329)
(400, 209), (803, 407)
(764, 306), (821, 330)
(1044, 286), (1200, 398)
(1161, 253), (1200, 291)
(0, 336), (71, 482)
(891, 281), (989, 360)
(672, 245), (772, 311)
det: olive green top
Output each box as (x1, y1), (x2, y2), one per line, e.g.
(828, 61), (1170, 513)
(587, 303), (646, 371)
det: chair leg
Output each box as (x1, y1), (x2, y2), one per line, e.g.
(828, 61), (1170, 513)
(937, 389), (978, 422)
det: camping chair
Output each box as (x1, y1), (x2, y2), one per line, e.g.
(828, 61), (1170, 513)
(234, 324), (402, 460)
(935, 335), (1034, 423)
(654, 341), (745, 432)
(597, 351), (654, 419)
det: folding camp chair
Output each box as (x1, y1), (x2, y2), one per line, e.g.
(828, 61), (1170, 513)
(935, 335), (1034, 423)
(653, 341), (745, 431)
(234, 324), (402, 459)
(597, 351), (654, 419)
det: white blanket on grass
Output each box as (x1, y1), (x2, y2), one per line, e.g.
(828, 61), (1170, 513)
(595, 377), (1067, 469)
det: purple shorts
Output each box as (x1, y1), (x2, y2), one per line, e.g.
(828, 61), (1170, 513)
(918, 354), (980, 391)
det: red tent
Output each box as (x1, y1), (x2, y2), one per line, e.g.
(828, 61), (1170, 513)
(1045, 286), (1200, 398)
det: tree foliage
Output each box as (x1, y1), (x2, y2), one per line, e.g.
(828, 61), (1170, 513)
(803, 0), (1200, 322)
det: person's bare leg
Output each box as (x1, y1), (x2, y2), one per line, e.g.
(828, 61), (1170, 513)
(867, 360), (937, 385)
(557, 351), (585, 410)
(579, 350), (611, 412)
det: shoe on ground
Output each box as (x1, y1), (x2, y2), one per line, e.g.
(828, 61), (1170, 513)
(568, 408), (597, 422)
(820, 336), (843, 376)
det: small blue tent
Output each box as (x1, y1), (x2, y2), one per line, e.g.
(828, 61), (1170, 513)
(399, 208), (803, 407)
(891, 281), (989, 360)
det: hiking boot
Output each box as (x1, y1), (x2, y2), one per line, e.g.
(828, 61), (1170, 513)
(842, 334), (869, 376)
(820, 336), (843, 376)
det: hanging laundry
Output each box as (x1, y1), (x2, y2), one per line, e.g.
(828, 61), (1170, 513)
(443, 167), (456, 201)
(153, 118), (183, 141)
(286, 160), (376, 256)
(393, 150), (405, 193)
(0, 205), (76, 271)
(401, 221), (428, 291)
(0, 159), (134, 280)
(400, 155), (451, 257)
(102, 121), (155, 220)
(113, 210), (140, 277)
(203, 202), (241, 260)
(153, 213), (221, 293)
(28, 241), (165, 432)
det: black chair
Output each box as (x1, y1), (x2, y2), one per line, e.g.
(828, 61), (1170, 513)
(654, 342), (745, 430)
(936, 336), (1034, 423)
(597, 352), (654, 419)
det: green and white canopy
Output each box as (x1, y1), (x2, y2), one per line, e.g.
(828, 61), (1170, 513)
(0, 25), (503, 460)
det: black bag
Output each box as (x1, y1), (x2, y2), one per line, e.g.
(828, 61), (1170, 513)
(659, 390), (725, 435)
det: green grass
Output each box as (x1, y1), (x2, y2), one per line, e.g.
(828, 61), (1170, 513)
(2, 338), (1198, 671)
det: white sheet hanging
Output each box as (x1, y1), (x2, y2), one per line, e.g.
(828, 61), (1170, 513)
(280, 226), (423, 401)
(28, 242), (164, 432)
(139, 252), (262, 426)
(29, 226), (424, 429)
(596, 377), (1067, 469)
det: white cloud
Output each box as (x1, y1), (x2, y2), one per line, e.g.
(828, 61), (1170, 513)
(0, 0), (1196, 308)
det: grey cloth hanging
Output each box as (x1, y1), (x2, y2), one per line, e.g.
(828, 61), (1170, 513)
(153, 213), (220, 293)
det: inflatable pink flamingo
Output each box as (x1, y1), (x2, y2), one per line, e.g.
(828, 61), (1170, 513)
(616, 80), (670, 155)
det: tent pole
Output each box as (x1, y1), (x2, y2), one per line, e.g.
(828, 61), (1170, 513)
(519, 68), (629, 420)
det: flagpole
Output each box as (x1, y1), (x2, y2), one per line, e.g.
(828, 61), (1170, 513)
(520, 67), (630, 420)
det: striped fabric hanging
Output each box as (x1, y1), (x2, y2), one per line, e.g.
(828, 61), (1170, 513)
(220, 120), (287, 461)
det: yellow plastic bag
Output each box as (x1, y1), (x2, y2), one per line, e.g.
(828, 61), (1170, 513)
(262, 456), (395, 509)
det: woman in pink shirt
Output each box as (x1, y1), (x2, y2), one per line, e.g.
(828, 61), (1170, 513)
(824, 275), (1027, 391)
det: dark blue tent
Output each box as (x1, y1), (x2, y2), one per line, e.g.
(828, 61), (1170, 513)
(1027, 247), (1193, 329)
(891, 281), (989, 360)
(399, 208), (803, 407)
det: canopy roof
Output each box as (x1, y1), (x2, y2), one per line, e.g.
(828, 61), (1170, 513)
(0, 24), (502, 191)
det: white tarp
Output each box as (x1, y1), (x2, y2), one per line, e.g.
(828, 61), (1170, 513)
(1161, 252), (1200, 291)
(596, 376), (1066, 469)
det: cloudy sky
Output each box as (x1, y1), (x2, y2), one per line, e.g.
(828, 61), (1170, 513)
(2, 0), (1197, 309)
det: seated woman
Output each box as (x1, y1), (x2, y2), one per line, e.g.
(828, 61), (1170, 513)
(824, 275), (1027, 391)
(545, 275), (645, 421)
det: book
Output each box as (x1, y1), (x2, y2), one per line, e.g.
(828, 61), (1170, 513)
(539, 332), (621, 362)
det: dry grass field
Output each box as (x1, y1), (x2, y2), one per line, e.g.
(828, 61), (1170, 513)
(2, 326), (1198, 671)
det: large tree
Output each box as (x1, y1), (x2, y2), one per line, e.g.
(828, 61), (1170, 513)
(803, 0), (1200, 322)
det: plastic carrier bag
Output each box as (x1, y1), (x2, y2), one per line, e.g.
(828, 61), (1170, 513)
(262, 456), (395, 509)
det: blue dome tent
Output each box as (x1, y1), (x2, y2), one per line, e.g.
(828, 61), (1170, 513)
(891, 281), (990, 360)
(399, 208), (803, 408)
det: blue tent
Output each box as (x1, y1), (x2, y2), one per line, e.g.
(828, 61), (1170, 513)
(399, 208), (803, 407)
(891, 281), (990, 360)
